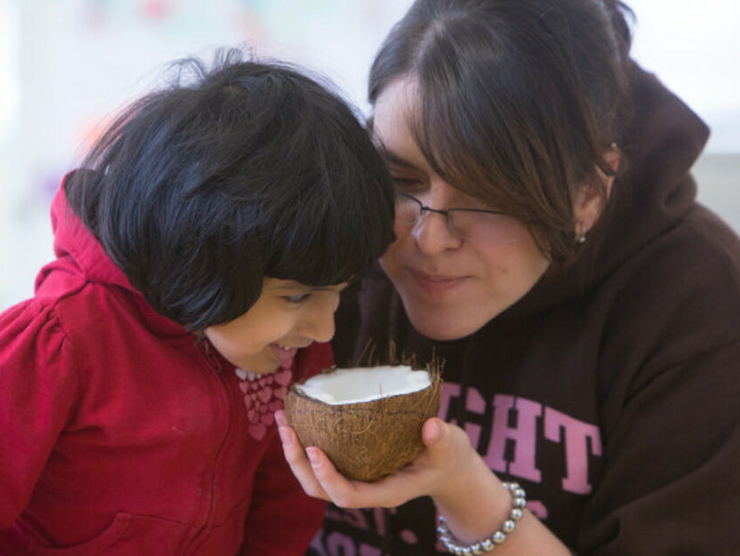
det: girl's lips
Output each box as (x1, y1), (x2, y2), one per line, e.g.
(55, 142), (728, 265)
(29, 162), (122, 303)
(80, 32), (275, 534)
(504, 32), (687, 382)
(408, 268), (468, 294)
(270, 344), (299, 366)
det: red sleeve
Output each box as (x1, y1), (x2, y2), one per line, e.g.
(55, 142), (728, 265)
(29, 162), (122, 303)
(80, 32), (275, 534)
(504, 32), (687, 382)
(239, 342), (332, 555)
(0, 302), (79, 529)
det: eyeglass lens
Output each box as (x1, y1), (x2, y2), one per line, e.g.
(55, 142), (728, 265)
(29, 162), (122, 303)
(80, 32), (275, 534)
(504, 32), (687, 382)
(395, 193), (520, 244)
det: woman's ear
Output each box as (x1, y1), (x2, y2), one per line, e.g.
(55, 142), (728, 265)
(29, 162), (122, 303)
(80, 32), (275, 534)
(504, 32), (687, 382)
(573, 149), (620, 234)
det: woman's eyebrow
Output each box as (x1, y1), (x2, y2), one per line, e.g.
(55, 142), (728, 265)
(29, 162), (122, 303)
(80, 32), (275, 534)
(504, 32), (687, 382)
(378, 148), (417, 171)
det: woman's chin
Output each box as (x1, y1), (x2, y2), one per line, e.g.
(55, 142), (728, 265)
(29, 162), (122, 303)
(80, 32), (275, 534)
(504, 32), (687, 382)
(404, 303), (490, 341)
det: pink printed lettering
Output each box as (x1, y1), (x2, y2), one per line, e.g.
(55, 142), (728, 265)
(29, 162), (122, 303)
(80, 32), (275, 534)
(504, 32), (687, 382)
(440, 384), (490, 455)
(461, 387), (486, 448)
(309, 535), (328, 556)
(372, 507), (388, 537)
(439, 382), (461, 424)
(399, 529), (418, 544)
(326, 506), (370, 530)
(326, 532), (356, 555)
(526, 500), (549, 520)
(543, 407), (602, 494)
(484, 395), (542, 482)
(442, 384), (602, 498)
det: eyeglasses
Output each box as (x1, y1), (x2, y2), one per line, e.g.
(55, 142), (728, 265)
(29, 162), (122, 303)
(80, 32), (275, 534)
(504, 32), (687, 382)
(394, 191), (521, 244)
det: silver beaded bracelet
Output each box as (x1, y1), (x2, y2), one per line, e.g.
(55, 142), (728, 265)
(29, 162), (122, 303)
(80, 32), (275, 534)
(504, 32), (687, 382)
(437, 481), (527, 554)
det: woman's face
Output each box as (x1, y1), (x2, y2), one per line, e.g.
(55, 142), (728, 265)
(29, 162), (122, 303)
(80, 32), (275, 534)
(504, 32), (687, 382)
(373, 79), (551, 340)
(205, 278), (345, 374)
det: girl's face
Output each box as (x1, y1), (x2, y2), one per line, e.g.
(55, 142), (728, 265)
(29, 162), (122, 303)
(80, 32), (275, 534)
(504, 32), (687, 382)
(205, 278), (345, 374)
(373, 79), (551, 341)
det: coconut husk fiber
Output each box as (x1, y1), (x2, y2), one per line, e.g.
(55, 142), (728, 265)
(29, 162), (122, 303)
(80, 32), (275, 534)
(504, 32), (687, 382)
(284, 366), (442, 482)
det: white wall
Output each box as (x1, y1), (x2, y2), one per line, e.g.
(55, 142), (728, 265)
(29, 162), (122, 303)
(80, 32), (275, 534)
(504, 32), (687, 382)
(1, 0), (739, 311)
(0, 0), (411, 309)
(628, 0), (740, 153)
(623, 1), (740, 234)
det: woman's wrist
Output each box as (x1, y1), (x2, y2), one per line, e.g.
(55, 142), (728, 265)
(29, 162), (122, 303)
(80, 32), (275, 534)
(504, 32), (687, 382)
(431, 451), (513, 544)
(433, 461), (573, 556)
(437, 482), (527, 554)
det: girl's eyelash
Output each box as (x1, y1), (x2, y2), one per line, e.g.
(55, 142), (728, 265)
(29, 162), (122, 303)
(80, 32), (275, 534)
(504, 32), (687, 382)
(284, 293), (311, 304)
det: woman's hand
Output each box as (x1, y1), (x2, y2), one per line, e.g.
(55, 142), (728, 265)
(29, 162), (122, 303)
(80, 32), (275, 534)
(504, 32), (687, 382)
(274, 410), (489, 510)
(275, 410), (572, 552)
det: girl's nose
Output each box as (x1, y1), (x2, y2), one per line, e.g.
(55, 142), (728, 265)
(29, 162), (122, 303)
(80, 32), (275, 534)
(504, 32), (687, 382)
(298, 295), (338, 344)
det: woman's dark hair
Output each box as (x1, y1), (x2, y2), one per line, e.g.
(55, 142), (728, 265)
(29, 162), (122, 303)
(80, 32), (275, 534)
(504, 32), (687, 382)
(369, 0), (633, 262)
(65, 48), (395, 330)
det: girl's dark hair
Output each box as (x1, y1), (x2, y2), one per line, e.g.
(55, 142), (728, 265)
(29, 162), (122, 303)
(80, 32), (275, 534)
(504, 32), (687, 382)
(65, 48), (395, 329)
(369, 0), (633, 262)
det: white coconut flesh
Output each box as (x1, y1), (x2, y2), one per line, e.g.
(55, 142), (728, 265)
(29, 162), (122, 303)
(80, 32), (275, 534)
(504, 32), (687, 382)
(295, 366), (431, 405)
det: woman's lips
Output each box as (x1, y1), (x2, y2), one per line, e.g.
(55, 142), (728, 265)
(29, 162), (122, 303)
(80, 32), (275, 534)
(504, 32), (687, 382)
(270, 344), (299, 366)
(408, 268), (468, 294)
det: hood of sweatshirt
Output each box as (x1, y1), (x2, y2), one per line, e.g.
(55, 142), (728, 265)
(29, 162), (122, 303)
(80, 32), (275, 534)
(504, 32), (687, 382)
(40, 177), (133, 292)
(36, 177), (188, 339)
(504, 62), (710, 318)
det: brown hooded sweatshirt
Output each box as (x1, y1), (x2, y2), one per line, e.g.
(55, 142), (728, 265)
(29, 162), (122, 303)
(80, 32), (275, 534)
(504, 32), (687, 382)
(309, 64), (740, 555)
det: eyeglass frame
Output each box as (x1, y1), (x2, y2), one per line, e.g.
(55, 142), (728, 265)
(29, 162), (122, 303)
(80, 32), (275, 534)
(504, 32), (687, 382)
(394, 190), (520, 242)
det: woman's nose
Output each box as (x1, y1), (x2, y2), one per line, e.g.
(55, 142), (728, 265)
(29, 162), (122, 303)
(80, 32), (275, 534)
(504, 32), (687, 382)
(411, 210), (462, 255)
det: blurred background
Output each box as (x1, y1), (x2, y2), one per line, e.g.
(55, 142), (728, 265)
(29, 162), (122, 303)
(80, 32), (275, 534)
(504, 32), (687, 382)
(1, 0), (739, 311)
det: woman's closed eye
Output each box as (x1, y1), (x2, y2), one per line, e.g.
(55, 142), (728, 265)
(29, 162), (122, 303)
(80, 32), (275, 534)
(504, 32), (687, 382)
(392, 176), (426, 194)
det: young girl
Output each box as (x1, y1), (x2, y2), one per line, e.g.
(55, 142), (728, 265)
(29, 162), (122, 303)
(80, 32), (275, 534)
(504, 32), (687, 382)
(278, 1), (740, 554)
(0, 49), (394, 554)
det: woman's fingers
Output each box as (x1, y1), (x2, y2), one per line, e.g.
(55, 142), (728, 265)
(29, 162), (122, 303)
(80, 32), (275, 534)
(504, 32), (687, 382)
(302, 446), (370, 507)
(307, 445), (427, 509)
(275, 410), (330, 501)
(274, 412), (389, 507)
(275, 416), (432, 509)
(305, 418), (464, 509)
(275, 412), (478, 510)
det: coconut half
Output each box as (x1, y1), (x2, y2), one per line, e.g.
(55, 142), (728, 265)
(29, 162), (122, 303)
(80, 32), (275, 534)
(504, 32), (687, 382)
(284, 365), (441, 482)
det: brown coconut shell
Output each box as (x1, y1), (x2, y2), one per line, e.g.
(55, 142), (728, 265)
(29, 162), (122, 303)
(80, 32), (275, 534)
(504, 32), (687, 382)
(284, 366), (441, 482)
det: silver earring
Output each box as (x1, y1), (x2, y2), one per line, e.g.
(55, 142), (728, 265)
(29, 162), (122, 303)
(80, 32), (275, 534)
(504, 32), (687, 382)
(576, 221), (588, 244)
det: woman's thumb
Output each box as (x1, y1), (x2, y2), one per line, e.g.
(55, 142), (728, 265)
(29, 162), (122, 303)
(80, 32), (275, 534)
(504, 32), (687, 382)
(422, 417), (445, 447)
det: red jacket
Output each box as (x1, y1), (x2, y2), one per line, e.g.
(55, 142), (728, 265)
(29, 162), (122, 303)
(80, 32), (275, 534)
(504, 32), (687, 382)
(0, 184), (329, 555)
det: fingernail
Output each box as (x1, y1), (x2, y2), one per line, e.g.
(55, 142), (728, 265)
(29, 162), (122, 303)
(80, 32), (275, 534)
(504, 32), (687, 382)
(277, 426), (291, 447)
(275, 410), (287, 427)
(426, 420), (440, 442)
(307, 448), (320, 467)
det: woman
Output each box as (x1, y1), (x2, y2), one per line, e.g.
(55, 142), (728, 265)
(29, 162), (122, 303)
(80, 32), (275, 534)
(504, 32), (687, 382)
(277, 0), (740, 553)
